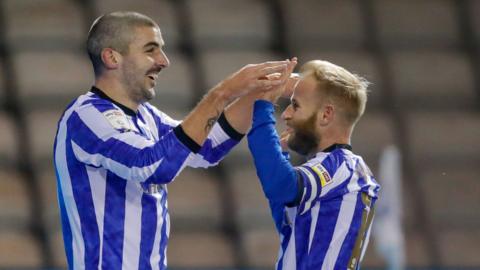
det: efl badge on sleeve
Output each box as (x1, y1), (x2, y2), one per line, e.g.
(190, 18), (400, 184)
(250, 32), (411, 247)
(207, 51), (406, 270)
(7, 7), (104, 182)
(311, 163), (332, 187)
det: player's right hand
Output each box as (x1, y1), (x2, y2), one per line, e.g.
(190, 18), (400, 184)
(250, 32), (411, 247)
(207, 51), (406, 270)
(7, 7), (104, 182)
(214, 60), (291, 102)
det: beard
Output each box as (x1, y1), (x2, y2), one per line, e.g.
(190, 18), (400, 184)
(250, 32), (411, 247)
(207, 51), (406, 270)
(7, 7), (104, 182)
(122, 61), (156, 103)
(287, 112), (319, 156)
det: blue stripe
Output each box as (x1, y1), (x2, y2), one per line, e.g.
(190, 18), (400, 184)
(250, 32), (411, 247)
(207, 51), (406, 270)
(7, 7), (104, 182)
(69, 112), (191, 184)
(307, 197), (343, 268)
(321, 150), (347, 178)
(144, 104), (176, 137)
(198, 138), (238, 164)
(321, 159), (355, 201)
(138, 193), (158, 270)
(65, 131), (100, 269)
(158, 190), (169, 270)
(101, 172), (127, 269)
(269, 201), (286, 232)
(294, 211), (312, 269)
(297, 168), (313, 214)
(55, 168), (73, 269)
(277, 218), (293, 270)
(334, 192), (365, 269)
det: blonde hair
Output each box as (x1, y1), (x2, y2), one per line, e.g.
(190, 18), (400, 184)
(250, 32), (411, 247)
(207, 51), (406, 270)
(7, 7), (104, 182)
(300, 60), (369, 125)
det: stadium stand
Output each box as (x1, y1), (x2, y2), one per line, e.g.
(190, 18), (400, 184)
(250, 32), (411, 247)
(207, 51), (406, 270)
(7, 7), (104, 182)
(0, 0), (479, 269)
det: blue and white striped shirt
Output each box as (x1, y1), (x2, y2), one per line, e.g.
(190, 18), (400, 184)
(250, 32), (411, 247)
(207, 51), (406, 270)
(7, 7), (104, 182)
(53, 87), (242, 270)
(248, 100), (380, 270)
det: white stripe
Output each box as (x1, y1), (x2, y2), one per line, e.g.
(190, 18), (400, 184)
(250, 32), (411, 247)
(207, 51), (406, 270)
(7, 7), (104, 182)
(150, 191), (165, 270)
(162, 198), (170, 268)
(122, 181), (143, 270)
(77, 105), (155, 149)
(281, 207), (297, 269)
(308, 202), (320, 253)
(321, 191), (358, 270)
(71, 141), (163, 182)
(320, 161), (351, 197)
(55, 101), (86, 270)
(297, 167), (317, 215)
(86, 166), (107, 270)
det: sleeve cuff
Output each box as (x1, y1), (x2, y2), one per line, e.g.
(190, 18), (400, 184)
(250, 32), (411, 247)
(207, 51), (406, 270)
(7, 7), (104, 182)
(218, 113), (244, 141)
(173, 125), (201, 153)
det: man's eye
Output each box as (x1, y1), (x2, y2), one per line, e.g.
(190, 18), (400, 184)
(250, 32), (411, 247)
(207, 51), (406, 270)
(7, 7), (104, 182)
(145, 48), (154, 53)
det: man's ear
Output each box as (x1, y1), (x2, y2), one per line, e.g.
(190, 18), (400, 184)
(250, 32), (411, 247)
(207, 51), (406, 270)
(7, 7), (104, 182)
(317, 104), (334, 127)
(101, 48), (122, 70)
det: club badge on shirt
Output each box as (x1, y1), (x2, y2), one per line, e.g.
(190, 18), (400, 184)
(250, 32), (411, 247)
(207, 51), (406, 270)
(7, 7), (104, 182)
(103, 109), (133, 132)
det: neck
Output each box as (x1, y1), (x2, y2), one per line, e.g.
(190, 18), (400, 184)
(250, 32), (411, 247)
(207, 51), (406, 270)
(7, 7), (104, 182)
(95, 76), (139, 112)
(314, 127), (352, 154)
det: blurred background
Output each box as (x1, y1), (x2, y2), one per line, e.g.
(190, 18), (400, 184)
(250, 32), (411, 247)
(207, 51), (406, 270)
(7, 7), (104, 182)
(0, 0), (479, 269)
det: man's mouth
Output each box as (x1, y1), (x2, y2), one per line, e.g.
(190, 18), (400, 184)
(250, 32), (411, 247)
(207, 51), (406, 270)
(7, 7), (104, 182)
(147, 73), (159, 81)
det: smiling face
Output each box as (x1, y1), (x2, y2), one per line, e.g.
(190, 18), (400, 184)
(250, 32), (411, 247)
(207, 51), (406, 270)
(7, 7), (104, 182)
(119, 26), (170, 103)
(281, 75), (321, 156)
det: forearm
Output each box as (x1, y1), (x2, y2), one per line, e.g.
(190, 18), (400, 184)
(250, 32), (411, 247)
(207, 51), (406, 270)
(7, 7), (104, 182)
(247, 100), (299, 204)
(223, 92), (258, 134)
(180, 86), (230, 147)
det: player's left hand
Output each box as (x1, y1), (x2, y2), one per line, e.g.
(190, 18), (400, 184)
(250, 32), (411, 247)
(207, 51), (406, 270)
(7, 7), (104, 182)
(259, 57), (298, 104)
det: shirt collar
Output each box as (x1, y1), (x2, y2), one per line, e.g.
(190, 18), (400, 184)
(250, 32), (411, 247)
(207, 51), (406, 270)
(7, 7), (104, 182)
(90, 86), (137, 117)
(322, 143), (352, 152)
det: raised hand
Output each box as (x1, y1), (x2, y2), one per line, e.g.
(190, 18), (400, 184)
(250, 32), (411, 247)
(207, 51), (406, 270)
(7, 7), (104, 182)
(259, 57), (298, 104)
(215, 60), (292, 102)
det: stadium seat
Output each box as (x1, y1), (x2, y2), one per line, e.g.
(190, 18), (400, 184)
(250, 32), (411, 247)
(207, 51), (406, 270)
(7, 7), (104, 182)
(296, 50), (384, 109)
(373, 0), (460, 48)
(420, 168), (480, 229)
(4, 0), (85, 48)
(243, 228), (278, 268)
(94, 0), (180, 48)
(26, 109), (64, 165)
(168, 231), (235, 267)
(13, 50), (92, 110)
(0, 112), (18, 165)
(148, 51), (196, 111)
(229, 165), (273, 230)
(351, 112), (396, 171)
(438, 229), (480, 266)
(389, 50), (476, 110)
(408, 112), (480, 166)
(38, 166), (60, 230)
(48, 228), (67, 268)
(168, 168), (223, 230)
(469, 0), (480, 45)
(0, 170), (30, 227)
(200, 50), (281, 91)
(0, 230), (42, 267)
(281, 0), (365, 50)
(187, 0), (271, 50)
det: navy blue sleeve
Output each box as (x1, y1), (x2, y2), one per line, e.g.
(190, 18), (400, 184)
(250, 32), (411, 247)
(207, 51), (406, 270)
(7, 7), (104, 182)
(247, 100), (302, 205)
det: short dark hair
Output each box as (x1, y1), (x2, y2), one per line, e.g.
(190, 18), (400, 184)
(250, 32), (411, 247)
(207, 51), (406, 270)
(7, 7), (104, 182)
(87, 11), (159, 76)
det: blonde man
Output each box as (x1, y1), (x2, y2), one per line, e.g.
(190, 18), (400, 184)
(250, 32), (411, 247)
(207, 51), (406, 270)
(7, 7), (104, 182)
(248, 60), (380, 269)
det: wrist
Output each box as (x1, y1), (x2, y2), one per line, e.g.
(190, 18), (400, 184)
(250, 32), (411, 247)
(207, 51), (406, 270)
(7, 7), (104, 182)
(209, 83), (231, 107)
